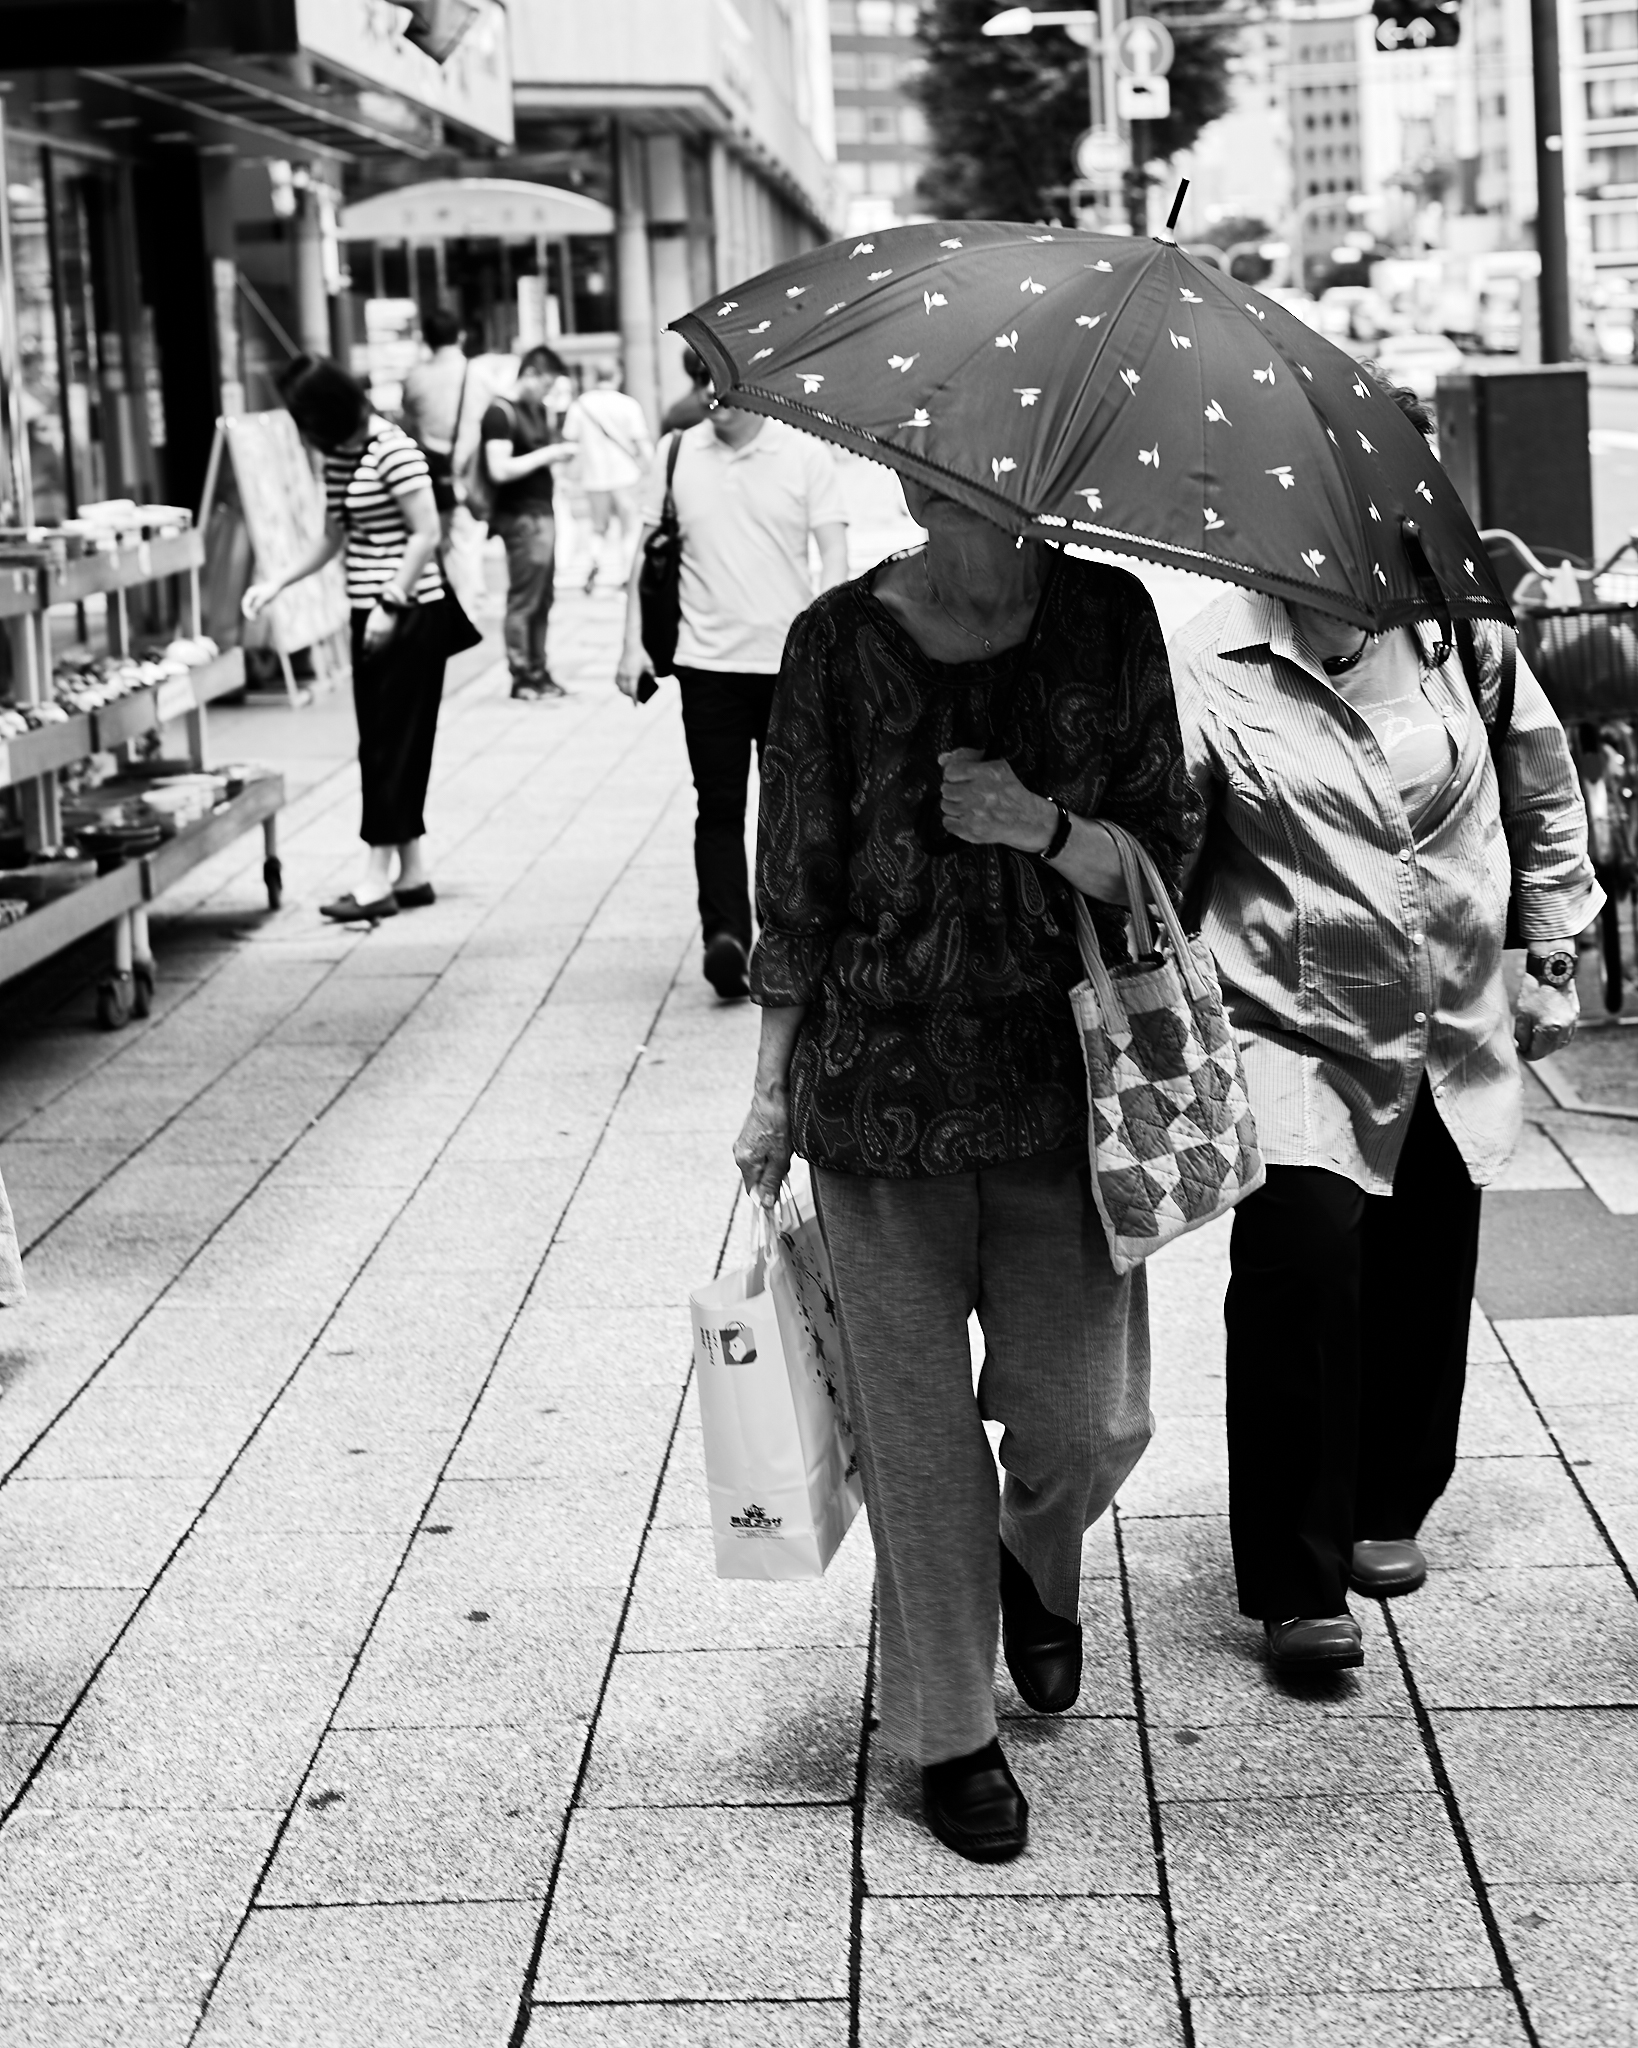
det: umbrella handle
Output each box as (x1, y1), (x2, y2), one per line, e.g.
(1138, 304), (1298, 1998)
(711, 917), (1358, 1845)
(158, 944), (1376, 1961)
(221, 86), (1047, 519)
(1401, 518), (1453, 665)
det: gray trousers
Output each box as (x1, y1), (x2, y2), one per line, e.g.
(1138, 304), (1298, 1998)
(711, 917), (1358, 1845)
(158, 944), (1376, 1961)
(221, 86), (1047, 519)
(812, 1144), (1152, 1766)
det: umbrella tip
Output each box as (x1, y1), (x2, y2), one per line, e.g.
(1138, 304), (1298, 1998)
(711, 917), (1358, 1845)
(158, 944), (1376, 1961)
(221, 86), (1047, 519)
(1163, 179), (1190, 234)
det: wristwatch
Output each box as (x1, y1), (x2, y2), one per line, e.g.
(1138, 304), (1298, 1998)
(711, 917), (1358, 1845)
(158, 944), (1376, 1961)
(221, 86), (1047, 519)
(1526, 948), (1577, 992)
(1039, 799), (1073, 863)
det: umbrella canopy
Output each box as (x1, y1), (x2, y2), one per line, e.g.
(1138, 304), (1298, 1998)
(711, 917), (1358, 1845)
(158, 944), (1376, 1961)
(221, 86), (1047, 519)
(672, 220), (1510, 632)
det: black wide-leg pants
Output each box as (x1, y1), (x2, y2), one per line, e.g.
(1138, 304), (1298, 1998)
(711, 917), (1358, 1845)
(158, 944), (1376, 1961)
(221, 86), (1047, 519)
(351, 602), (449, 847)
(1224, 1078), (1482, 1620)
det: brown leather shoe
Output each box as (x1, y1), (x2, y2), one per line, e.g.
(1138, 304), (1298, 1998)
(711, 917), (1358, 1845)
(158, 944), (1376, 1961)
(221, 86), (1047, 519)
(921, 1738), (1029, 1863)
(1350, 1539), (1427, 1597)
(1264, 1613), (1364, 1672)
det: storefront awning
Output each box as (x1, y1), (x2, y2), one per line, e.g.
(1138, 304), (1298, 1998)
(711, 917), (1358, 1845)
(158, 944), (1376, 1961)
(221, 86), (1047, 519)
(339, 179), (616, 243)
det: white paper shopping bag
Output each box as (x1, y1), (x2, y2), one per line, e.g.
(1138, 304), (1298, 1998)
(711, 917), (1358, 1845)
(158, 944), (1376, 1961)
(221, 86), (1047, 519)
(689, 1185), (862, 1581)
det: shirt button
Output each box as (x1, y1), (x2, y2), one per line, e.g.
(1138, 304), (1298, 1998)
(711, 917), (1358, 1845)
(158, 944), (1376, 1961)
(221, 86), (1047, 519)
(1398, 848), (1412, 863)
(1411, 931), (1425, 946)
(1414, 1010), (1427, 1024)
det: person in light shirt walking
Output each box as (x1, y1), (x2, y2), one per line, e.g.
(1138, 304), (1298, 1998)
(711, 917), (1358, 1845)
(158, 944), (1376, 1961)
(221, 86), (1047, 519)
(562, 365), (654, 593)
(617, 404), (849, 999)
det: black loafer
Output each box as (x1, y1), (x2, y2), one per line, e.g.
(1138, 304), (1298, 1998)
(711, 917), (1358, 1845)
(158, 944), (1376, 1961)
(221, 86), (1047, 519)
(392, 882), (436, 910)
(1264, 1613), (1364, 1672)
(921, 1738), (1029, 1863)
(1350, 1538), (1427, 1597)
(703, 932), (751, 1000)
(320, 892), (398, 923)
(1000, 1540), (1083, 1714)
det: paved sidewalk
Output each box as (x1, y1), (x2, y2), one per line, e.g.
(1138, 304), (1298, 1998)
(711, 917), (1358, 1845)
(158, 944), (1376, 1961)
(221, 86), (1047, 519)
(0, 557), (1636, 2044)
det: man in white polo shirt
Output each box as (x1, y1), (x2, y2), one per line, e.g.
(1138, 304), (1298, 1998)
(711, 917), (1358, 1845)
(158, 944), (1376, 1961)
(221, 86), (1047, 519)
(617, 403), (848, 999)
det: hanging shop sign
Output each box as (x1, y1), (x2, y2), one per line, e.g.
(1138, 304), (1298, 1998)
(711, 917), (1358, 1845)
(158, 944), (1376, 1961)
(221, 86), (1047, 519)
(294, 0), (514, 147)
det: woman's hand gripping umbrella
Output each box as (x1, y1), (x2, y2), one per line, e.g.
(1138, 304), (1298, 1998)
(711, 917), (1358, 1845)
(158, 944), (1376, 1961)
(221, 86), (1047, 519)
(672, 215), (1510, 632)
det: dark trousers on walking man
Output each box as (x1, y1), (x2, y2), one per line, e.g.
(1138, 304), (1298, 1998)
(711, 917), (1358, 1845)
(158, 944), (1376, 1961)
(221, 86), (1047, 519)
(494, 511), (556, 691)
(675, 669), (777, 973)
(1223, 1078), (1481, 1621)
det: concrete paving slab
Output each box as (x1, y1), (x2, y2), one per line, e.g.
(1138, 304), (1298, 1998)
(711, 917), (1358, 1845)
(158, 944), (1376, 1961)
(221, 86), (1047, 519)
(1477, 1193), (1638, 1318)
(1417, 1455), (1612, 1568)
(858, 1896), (1182, 2047)
(1552, 1407), (1638, 1508)
(0, 1724), (50, 1806)
(15, 1379), (265, 1481)
(864, 1716), (1154, 1899)
(1150, 1713), (1435, 1803)
(1468, 1301), (1508, 1364)
(1433, 1706), (1638, 1882)
(263, 1724), (583, 1906)
(1490, 1879), (1638, 2046)
(1491, 1122), (1584, 1191)
(97, 1301), (324, 1388)
(129, 1529), (402, 1658)
(1165, 1793), (1496, 1994)
(403, 1474), (655, 1594)
(0, 2000), (204, 2047)
(1455, 1363), (1555, 1456)
(1388, 1567), (1638, 1708)
(1493, 1314), (1638, 1409)
(1120, 1515), (1410, 1725)
(0, 1477), (207, 1588)
(194, 1900), (538, 2048)
(580, 1645), (865, 1808)
(1551, 1122), (1638, 1213)
(1116, 1414), (1228, 1517)
(0, 1587), (140, 1719)
(202, 1434), (444, 1538)
(444, 1380), (681, 1484)
(336, 1582), (624, 1731)
(0, 1806), (278, 2001)
(1189, 1989), (1529, 2047)
(534, 1806), (852, 2003)
(524, 2003), (850, 2048)
(620, 1523), (874, 1654)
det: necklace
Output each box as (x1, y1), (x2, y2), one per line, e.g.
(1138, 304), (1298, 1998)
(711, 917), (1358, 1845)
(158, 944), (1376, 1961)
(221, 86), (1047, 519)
(921, 552), (1035, 655)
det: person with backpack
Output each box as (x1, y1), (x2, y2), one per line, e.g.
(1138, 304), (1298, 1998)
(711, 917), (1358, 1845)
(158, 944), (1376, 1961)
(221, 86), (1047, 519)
(562, 364), (654, 594)
(478, 346), (578, 701)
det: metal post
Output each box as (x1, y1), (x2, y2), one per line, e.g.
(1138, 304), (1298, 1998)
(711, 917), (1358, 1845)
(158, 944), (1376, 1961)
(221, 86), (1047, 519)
(1529, 0), (1572, 361)
(1127, 122), (1149, 235)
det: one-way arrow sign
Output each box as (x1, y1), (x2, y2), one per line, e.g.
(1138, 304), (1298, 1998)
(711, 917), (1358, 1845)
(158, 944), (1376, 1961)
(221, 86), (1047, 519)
(1112, 15), (1175, 76)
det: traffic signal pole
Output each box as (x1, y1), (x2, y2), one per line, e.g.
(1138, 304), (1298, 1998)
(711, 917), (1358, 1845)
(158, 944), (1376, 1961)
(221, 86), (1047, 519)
(1529, 0), (1572, 360)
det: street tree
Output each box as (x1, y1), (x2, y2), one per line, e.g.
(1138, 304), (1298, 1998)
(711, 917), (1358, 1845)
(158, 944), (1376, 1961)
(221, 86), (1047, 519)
(913, 0), (1237, 222)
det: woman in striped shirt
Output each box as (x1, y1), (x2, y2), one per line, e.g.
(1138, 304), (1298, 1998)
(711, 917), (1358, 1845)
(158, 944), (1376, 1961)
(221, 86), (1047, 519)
(244, 357), (453, 922)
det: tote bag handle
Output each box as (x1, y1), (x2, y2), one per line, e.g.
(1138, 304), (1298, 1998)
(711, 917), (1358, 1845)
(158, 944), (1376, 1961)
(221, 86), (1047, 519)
(1070, 822), (1210, 1005)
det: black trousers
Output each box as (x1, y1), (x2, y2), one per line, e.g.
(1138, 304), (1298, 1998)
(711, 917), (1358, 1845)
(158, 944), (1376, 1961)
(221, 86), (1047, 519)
(351, 603), (449, 847)
(675, 667), (777, 951)
(1224, 1078), (1482, 1620)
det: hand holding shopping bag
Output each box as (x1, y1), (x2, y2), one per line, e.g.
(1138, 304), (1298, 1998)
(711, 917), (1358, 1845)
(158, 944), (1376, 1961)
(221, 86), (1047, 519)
(689, 1180), (862, 1580)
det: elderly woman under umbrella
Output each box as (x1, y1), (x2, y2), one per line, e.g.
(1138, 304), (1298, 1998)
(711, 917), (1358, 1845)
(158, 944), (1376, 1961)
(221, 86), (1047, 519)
(685, 215), (1585, 1856)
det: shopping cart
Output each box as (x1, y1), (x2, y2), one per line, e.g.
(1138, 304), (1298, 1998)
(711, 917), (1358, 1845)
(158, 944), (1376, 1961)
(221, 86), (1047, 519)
(1482, 528), (1638, 1016)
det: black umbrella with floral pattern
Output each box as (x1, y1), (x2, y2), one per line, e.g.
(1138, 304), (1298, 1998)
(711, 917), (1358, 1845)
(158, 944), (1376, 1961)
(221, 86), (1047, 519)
(672, 218), (1510, 632)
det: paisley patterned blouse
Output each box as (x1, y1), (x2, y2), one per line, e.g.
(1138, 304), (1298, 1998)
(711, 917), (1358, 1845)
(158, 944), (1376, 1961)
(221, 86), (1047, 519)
(751, 555), (1202, 1178)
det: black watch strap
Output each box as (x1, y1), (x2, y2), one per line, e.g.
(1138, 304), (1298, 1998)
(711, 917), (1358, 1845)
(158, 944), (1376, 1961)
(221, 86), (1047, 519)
(1040, 800), (1072, 863)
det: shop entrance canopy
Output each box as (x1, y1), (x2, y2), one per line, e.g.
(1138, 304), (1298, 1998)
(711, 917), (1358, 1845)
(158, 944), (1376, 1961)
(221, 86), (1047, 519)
(338, 180), (615, 243)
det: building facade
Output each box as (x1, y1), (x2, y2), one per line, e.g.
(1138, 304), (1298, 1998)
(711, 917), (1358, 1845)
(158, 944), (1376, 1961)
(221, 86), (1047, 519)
(827, 0), (928, 237)
(497, 0), (838, 426)
(1286, 9), (1366, 282)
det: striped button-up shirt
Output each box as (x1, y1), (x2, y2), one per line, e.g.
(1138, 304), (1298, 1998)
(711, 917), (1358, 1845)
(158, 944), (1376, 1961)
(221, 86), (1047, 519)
(1169, 590), (1603, 1193)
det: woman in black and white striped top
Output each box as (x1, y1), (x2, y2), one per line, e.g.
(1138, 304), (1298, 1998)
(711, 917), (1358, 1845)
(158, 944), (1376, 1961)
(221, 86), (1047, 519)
(245, 357), (467, 924)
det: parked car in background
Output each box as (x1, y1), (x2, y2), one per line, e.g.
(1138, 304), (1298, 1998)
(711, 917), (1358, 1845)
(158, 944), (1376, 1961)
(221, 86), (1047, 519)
(1319, 285), (1396, 346)
(1370, 330), (1465, 401)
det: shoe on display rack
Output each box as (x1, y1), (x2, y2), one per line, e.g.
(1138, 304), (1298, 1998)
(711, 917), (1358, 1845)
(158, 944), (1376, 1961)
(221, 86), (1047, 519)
(703, 933), (751, 1000)
(921, 1738), (1029, 1863)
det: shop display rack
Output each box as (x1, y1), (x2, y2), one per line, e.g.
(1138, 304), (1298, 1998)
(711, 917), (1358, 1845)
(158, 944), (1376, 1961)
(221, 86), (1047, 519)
(0, 529), (284, 1028)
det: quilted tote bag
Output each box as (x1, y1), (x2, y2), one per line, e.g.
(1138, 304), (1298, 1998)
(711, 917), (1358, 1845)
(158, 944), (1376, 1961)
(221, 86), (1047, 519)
(1070, 823), (1264, 1275)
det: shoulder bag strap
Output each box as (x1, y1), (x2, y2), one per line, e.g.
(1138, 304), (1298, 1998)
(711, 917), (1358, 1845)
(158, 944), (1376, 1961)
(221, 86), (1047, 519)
(661, 430), (682, 528)
(1455, 616), (1518, 765)
(451, 356), (471, 445)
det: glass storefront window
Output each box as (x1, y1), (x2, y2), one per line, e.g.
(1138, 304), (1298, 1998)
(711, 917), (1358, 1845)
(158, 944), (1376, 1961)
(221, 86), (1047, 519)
(7, 134), (66, 522)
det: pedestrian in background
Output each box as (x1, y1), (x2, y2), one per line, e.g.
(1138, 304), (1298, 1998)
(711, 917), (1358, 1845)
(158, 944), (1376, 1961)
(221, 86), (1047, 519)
(1169, 378), (1603, 1676)
(616, 405), (848, 1000)
(563, 364), (654, 594)
(659, 348), (713, 435)
(245, 356), (450, 922)
(481, 345), (578, 702)
(399, 308), (468, 533)
(734, 483), (1200, 1862)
